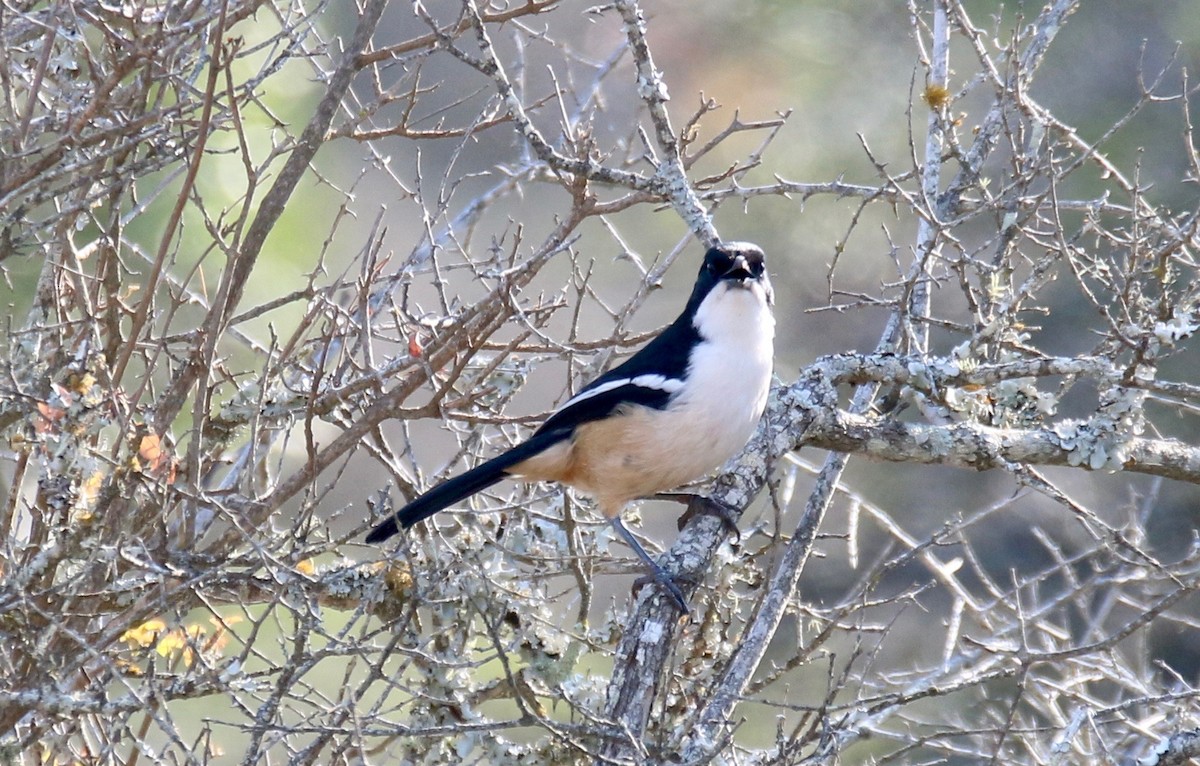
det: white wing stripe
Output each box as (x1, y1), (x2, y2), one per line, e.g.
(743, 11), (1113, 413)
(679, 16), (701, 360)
(632, 373), (685, 393)
(560, 374), (684, 411)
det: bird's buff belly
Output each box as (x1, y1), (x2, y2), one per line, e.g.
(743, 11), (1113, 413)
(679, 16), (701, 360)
(511, 401), (759, 518)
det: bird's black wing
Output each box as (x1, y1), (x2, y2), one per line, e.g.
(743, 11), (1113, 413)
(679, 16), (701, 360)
(534, 315), (700, 436)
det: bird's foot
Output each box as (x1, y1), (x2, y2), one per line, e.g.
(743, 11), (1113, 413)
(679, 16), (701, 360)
(610, 516), (691, 614)
(659, 493), (741, 543)
(631, 567), (694, 614)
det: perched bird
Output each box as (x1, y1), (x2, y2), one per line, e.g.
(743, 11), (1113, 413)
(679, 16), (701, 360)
(367, 242), (776, 610)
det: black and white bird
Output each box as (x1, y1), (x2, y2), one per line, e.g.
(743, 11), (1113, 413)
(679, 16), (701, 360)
(367, 242), (776, 610)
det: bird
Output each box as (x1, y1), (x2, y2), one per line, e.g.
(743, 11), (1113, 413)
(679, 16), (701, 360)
(366, 242), (776, 611)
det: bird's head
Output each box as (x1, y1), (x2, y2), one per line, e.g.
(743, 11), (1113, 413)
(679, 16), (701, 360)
(689, 241), (774, 311)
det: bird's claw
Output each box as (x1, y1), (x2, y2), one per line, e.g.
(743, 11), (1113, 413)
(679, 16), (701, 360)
(667, 494), (742, 543)
(610, 515), (692, 614)
(631, 567), (694, 614)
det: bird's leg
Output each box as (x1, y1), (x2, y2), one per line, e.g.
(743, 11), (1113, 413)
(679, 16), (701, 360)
(609, 516), (690, 613)
(653, 492), (741, 542)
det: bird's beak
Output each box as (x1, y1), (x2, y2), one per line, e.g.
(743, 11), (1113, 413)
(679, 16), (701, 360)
(723, 255), (754, 282)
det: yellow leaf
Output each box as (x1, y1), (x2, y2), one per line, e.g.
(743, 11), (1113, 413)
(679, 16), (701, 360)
(155, 628), (188, 657)
(204, 615), (242, 655)
(922, 83), (951, 110)
(69, 372), (96, 396)
(79, 470), (105, 505)
(121, 619), (167, 647)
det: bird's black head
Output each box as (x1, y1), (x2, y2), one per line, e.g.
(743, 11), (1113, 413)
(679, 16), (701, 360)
(687, 242), (772, 311)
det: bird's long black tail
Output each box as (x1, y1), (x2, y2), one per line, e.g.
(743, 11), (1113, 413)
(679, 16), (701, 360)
(365, 430), (568, 543)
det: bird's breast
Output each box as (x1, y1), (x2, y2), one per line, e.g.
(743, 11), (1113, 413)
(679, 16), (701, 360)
(664, 302), (774, 471)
